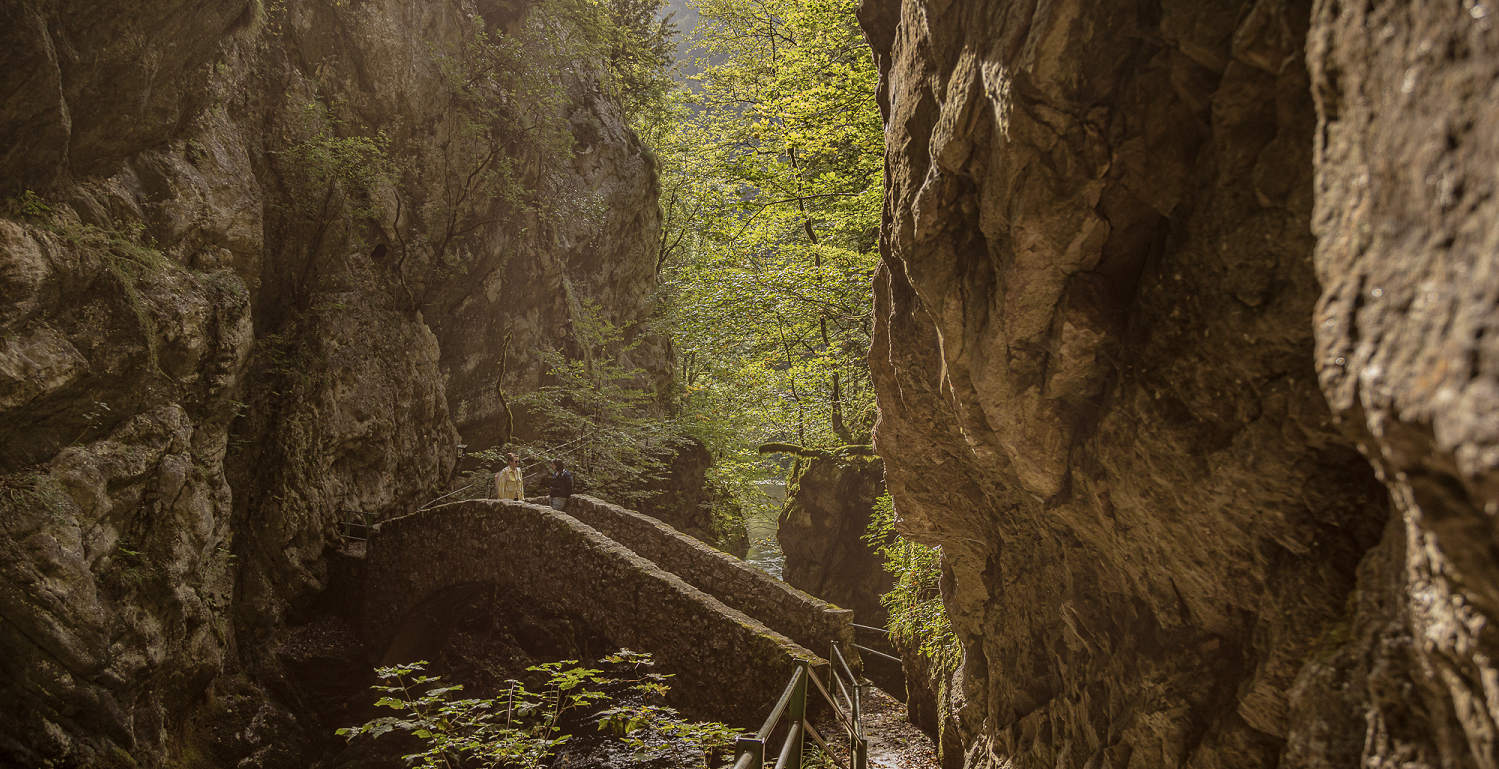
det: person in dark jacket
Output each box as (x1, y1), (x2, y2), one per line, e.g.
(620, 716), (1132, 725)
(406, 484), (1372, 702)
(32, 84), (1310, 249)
(549, 459), (573, 511)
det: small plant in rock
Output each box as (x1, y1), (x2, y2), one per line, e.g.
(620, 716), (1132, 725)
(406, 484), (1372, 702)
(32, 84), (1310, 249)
(107, 540), (152, 591)
(0, 472), (71, 523)
(72, 401), (112, 444)
(18, 189), (50, 219)
(340, 652), (737, 769)
(9, 190), (175, 378)
(865, 493), (960, 675)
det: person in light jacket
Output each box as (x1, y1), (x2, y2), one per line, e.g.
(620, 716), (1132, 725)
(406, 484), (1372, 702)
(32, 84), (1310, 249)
(495, 453), (525, 500)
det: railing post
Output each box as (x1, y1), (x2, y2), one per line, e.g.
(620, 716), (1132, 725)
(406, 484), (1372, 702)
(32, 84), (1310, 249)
(736, 736), (764, 769)
(853, 667), (861, 725)
(789, 660), (808, 769)
(833, 641), (862, 769)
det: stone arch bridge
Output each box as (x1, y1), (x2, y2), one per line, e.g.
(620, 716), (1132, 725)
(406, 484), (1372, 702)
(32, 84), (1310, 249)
(361, 495), (856, 726)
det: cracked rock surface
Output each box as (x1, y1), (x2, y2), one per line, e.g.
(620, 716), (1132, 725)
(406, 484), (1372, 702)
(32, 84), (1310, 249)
(0, 0), (666, 765)
(861, 0), (1399, 766)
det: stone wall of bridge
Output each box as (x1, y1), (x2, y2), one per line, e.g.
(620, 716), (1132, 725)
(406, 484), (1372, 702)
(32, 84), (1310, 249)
(557, 495), (857, 665)
(363, 499), (821, 727)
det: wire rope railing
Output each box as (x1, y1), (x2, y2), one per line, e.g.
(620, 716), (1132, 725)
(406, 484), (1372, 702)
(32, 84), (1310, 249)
(733, 643), (867, 769)
(849, 622), (901, 665)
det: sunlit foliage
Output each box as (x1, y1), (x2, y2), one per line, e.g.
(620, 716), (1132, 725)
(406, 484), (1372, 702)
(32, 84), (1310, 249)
(646, 0), (883, 510)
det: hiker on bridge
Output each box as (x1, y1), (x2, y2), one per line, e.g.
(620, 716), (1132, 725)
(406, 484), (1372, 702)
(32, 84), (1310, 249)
(548, 459), (573, 511)
(495, 453), (525, 500)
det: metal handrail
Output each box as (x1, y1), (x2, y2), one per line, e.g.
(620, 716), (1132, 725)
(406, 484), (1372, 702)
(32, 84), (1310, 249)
(831, 643), (862, 731)
(833, 668), (855, 717)
(802, 721), (841, 768)
(418, 482), (477, 511)
(758, 666), (805, 741)
(853, 644), (902, 665)
(734, 643), (866, 769)
(773, 722), (805, 769)
(806, 665), (856, 736)
(338, 510), (375, 540)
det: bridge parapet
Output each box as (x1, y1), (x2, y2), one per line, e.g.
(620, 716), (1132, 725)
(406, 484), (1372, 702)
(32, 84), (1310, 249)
(364, 499), (822, 727)
(559, 495), (856, 665)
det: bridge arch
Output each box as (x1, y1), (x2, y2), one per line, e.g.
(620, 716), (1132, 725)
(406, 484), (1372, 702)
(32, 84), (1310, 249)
(364, 499), (823, 725)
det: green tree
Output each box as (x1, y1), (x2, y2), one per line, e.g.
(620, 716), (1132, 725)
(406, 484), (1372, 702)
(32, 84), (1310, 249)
(513, 302), (681, 505)
(605, 0), (680, 123)
(646, 0), (883, 508)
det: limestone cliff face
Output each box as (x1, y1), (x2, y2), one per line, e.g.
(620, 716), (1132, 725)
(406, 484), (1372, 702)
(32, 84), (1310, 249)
(634, 439), (749, 556)
(862, 0), (1392, 766)
(0, 0), (664, 765)
(1296, 2), (1499, 766)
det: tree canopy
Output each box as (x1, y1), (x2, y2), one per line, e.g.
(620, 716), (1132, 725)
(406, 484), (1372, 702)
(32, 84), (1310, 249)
(495, 0), (883, 528)
(651, 0), (883, 486)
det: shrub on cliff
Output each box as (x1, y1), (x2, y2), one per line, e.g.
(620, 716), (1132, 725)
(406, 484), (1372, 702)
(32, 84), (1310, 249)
(514, 302), (684, 506)
(864, 494), (959, 674)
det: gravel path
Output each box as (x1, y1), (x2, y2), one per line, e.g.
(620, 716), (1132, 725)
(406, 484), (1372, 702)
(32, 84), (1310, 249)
(859, 686), (939, 769)
(808, 684), (938, 769)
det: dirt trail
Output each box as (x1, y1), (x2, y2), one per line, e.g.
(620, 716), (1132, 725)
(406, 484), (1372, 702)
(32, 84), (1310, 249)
(811, 685), (938, 769)
(860, 687), (939, 769)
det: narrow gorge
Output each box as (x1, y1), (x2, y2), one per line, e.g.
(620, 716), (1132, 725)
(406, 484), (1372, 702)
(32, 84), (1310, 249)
(4, 0), (1499, 768)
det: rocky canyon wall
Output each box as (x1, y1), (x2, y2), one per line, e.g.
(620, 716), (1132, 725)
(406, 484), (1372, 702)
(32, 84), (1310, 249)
(857, 0), (1496, 766)
(1299, 1), (1499, 765)
(0, 0), (665, 765)
(777, 456), (890, 627)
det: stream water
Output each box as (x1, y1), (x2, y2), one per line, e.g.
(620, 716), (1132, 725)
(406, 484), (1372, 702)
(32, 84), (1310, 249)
(742, 480), (786, 579)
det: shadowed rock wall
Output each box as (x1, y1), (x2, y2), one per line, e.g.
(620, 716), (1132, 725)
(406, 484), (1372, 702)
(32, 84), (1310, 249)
(860, 0), (1391, 766)
(0, 0), (666, 765)
(1294, 2), (1499, 766)
(776, 456), (890, 627)
(865, 0), (1499, 765)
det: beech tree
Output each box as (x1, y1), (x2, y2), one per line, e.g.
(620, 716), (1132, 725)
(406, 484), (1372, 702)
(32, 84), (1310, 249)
(652, 0), (882, 485)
